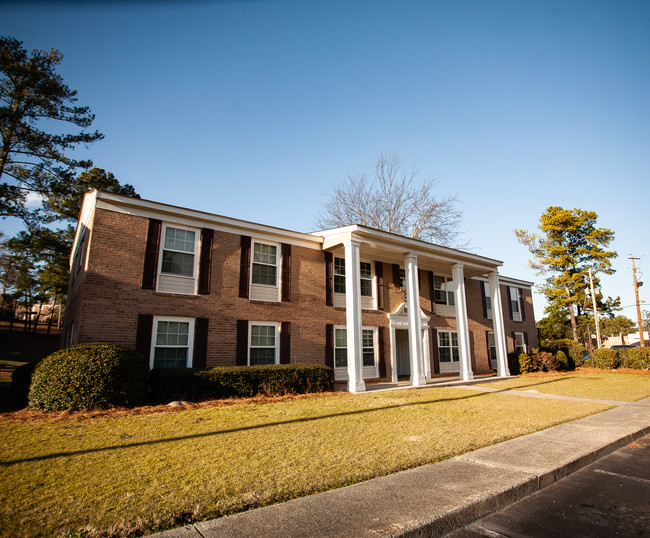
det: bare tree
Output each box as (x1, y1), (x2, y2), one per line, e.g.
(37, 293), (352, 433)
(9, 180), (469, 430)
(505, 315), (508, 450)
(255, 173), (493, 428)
(317, 151), (464, 246)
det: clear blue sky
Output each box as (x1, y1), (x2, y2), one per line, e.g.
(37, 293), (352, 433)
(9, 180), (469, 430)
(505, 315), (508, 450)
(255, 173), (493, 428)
(2, 0), (649, 323)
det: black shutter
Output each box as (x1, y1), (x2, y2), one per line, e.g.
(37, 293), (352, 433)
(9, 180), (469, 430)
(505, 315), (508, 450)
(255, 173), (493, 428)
(417, 269), (421, 289)
(198, 228), (213, 295)
(281, 243), (291, 302)
(428, 271), (435, 313)
(506, 286), (513, 320)
(193, 317), (209, 368)
(375, 261), (384, 310)
(325, 324), (334, 368)
(239, 236), (251, 298)
(378, 326), (386, 378)
(392, 264), (401, 288)
(511, 331), (516, 353)
(142, 219), (161, 290)
(236, 320), (248, 365)
(280, 321), (291, 364)
(135, 314), (153, 361)
(519, 288), (526, 321)
(480, 281), (488, 318)
(325, 252), (333, 306)
(431, 328), (440, 374)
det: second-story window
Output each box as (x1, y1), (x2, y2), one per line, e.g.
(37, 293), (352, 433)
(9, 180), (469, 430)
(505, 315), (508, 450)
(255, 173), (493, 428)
(161, 226), (196, 277)
(359, 262), (372, 297)
(334, 257), (372, 297)
(252, 242), (278, 286)
(510, 287), (522, 321)
(433, 275), (455, 306)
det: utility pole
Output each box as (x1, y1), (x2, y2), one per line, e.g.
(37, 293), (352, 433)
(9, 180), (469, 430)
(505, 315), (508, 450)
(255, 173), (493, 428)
(629, 255), (645, 347)
(588, 268), (601, 349)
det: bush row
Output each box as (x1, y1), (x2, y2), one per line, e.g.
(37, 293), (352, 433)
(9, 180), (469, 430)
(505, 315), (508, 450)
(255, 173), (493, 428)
(150, 363), (334, 402)
(13, 343), (335, 412)
(592, 347), (650, 370)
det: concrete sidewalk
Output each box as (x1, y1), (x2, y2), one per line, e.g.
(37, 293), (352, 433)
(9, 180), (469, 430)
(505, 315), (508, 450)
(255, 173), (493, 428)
(153, 394), (650, 538)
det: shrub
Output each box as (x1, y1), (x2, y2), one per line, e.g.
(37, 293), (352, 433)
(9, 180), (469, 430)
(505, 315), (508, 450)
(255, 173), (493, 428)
(555, 350), (569, 370)
(625, 347), (650, 370)
(10, 360), (41, 409)
(568, 343), (586, 367)
(29, 343), (149, 411)
(150, 364), (334, 403)
(591, 348), (620, 370)
(537, 351), (559, 371)
(507, 352), (521, 375)
(518, 353), (534, 374)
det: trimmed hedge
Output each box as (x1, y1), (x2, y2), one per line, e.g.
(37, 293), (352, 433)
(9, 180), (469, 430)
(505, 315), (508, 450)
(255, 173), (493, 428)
(619, 347), (650, 370)
(507, 352), (521, 375)
(10, 360), (40, 409)
(555, 350), (569, 370)
(29, 343), (150, 411)
(150, 363), (334, 403)
(591, 348), (620, 370)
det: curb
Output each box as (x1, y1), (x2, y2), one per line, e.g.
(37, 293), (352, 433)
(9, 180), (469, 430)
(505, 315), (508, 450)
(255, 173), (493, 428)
(397, 423), (650, 537)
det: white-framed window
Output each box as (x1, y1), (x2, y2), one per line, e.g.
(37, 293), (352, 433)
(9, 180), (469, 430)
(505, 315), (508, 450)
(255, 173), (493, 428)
(510, 287), (522, 322)
(160, 225), (197, 277)
(433, 275), (455, 306)
(157, 224), (200, 294)
(488, 332), (497, 366)
(333, 257), (373, 297)
(251, 241), (278, 287)
(399, 268), (406, 289)
(248, 322), (280, 365)
(438, 330), (459, 362)
(333, 326), (378, 369)
(151, 316), (194, 369)
(514, 332), (526, 354)
(334, 257), (346, 294)
(484, 283), (493, 318)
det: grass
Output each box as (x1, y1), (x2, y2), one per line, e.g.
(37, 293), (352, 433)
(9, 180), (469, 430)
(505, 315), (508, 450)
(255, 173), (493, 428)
(488, 370), (650, 401)
(0, 386), (611, 537)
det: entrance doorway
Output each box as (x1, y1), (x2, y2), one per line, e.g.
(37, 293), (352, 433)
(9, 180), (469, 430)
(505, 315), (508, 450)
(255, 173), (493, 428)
(396, 329), (410, 376)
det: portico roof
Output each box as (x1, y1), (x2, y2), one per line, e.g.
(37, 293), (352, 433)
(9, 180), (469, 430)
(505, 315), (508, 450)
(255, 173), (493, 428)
(310, 224), (503, 278)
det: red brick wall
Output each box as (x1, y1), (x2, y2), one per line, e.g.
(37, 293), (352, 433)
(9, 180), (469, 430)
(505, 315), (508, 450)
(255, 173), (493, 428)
(64, 207), (537, 380)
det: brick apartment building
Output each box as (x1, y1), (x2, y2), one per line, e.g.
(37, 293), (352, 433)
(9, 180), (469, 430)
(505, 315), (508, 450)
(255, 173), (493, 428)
(63, 190), (537, 393)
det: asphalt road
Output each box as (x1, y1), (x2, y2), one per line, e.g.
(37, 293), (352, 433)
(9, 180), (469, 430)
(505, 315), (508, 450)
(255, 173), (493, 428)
(448, 435), (650, 537)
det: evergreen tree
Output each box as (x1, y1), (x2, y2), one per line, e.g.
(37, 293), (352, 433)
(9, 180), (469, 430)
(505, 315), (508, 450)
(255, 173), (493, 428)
(0, 36), (103, 225)
(516, 206), (617, 341)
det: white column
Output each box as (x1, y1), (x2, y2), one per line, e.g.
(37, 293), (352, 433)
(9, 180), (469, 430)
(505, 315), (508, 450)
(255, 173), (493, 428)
(488, 271), (510, 377)
(405, 253), (426, 386)
(344, 238), (365, 393)
(452, 263), (473, 381)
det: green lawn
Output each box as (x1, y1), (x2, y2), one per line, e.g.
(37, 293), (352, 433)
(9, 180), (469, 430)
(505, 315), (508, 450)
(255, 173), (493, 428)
(0, 386), (610, 537)
(488, 372), (650, 401)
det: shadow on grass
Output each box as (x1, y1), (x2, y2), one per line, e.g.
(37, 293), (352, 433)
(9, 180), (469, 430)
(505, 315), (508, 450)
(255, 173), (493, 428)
(1, 390), (496, 466)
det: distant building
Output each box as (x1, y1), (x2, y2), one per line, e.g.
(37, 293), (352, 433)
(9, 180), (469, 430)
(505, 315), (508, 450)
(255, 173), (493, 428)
(62, 190), (538, 393)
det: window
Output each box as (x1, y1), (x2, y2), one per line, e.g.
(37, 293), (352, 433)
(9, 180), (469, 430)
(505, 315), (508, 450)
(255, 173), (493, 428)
(438, 331), (459, 362)
(152, 317), (194, 368)
(334, 257), (346, 294)
(510, 287), (522, 321)
(488, 332), (497, 365)
(252, 242), (278, 286)
(161, 226), (196, 277)
(334, 328), (348, 368)
(333, 257), (373, 297)
(249, 322), (279, 365)
(433, 275), (455, 306)
(514, 332), (526, 353)
(484, 283), (492, 313)
(398, 267), (406, 289)
(333, 327), (376, 368)
(360, 262), (372, 297)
